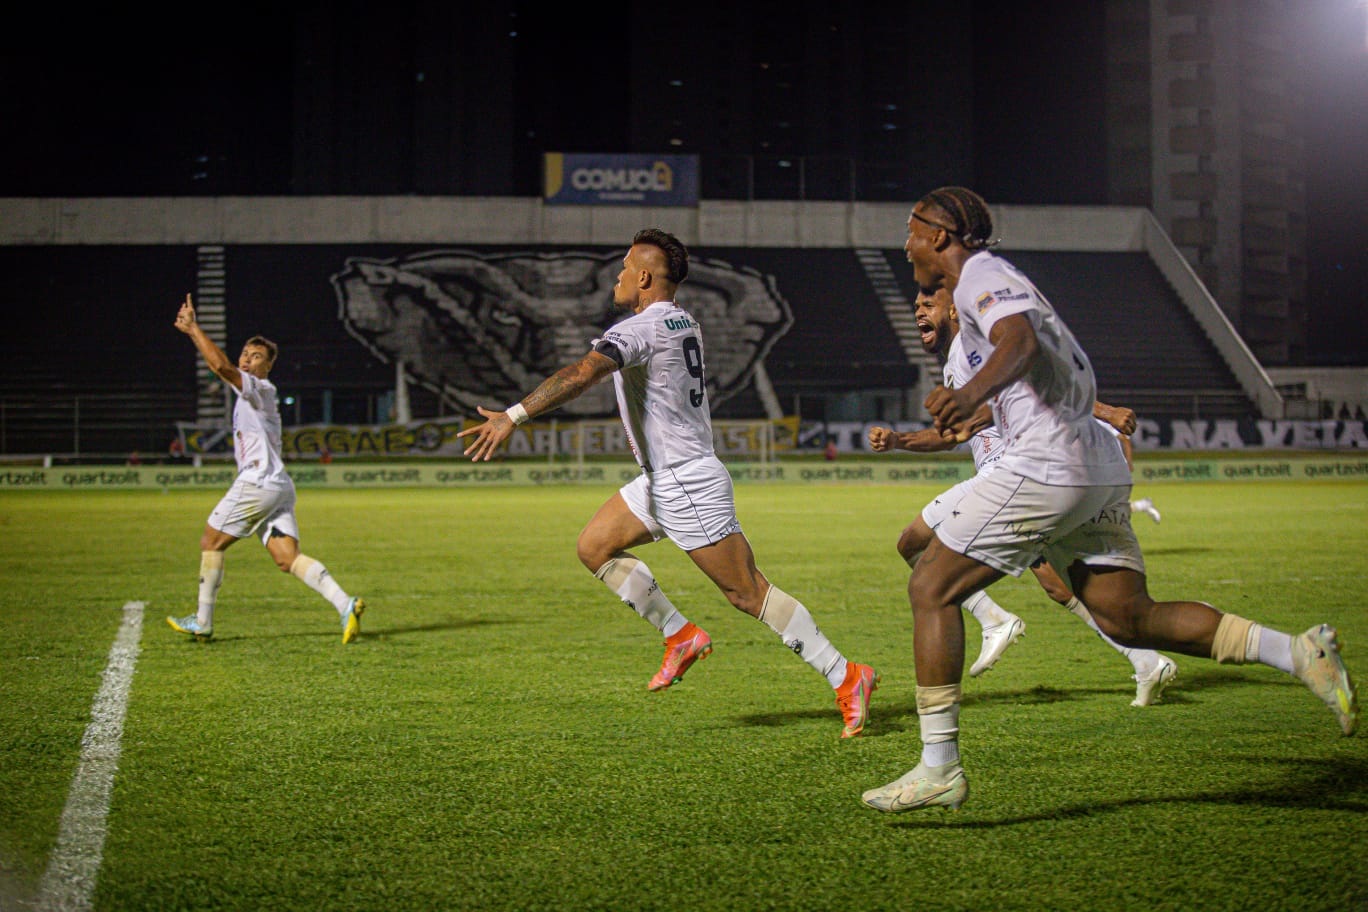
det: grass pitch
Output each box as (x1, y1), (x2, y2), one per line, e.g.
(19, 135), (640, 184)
(1, 479), (1365, 911)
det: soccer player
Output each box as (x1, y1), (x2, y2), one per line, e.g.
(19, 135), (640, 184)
(868, 285), (1178, 705)
(458, 228), (879, 738)
(862, 187), (1358, 813)
(167, 294), (365, 643)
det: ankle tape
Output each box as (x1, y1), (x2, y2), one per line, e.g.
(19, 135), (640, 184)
(1212, 613), (1254, 664)
(916, 683), (962, 714)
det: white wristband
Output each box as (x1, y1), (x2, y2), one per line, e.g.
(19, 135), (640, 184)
(506, 403), (529, 426)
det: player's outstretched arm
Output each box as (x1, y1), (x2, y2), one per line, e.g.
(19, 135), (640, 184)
(458, 351), (617, 462)
(175, 294), (242, 390)
(869, 425), (959, 453)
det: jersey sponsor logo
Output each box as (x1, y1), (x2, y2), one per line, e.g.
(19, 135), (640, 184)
(664, 316), (695, 331)
(975, 292), (996, 313)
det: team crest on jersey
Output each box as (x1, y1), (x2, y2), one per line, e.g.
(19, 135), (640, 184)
(975, 291), (996, 313)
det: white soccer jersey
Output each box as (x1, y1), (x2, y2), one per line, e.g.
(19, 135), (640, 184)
(594, 301), (716, 472)
(952, 251), (1130, 486)
(230, 372), (292, 489)
(944, 333), (1005, 473)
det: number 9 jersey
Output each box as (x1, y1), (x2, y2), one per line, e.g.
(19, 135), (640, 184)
(593, 300), (716, 473)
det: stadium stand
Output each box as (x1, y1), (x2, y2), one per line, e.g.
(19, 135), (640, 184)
(0, 246), (1255, 456)
(883, 249), (1255, 423)
(0, 349), (196, 458)
(999, 251), (1255, 421)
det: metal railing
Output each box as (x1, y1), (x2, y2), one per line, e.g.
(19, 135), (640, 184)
(0, 394), (188, 458)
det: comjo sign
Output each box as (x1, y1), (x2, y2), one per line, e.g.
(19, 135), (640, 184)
(543, 153), (699, 206)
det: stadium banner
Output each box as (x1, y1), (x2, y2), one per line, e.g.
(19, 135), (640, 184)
(4, 456), (1366, 491)
(283, 419), (466, 458)
(813, 418), (1368, 453)
(178, 415), (1367, 462)
(543, 153), (699, 206)
(180, 417), (802, 460)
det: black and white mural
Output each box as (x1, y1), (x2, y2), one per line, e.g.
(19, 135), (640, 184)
(329, 248), (794, 417)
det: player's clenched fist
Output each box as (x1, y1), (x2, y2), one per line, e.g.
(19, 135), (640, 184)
(868, 426), (895, 452)
(925, 384), (975, 441)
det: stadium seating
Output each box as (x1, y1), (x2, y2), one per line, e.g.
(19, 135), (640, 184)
(0, 350), (195, 459)
(1000, 251), (1255, 420)
(0, 249), (1253, 456)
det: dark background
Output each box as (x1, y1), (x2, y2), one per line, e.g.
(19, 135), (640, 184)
(2, 1), (1363, 364)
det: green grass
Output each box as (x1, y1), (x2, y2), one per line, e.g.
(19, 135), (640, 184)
(1, 481), (1366, 911)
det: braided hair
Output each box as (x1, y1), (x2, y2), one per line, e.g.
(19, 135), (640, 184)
(918, 186), (999, 250)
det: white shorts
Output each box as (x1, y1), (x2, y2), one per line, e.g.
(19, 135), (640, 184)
(933, 469), (1145, 578)
(207, 477), (300, 546)
(620, 455), (743, 552)
(921, 473), (986, 530)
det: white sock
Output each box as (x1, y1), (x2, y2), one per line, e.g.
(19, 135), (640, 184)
(594, 556), (687, 637)
(962, 590), (1015, 630)
(1249, 625), (1294, 674)
(197, 551), (224, 628)
(290, 555), (351, 615)
(759, 585), (847, 688)
(1065, 596), (1157, 674)
(920, 706), (961, 767)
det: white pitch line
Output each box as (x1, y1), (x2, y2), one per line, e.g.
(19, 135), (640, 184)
(35, 601), (144, 912)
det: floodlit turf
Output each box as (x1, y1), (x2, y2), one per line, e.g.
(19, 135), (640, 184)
(1, 479), (1365, 911)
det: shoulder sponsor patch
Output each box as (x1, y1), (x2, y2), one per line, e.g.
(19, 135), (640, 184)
(975, 291), (996, 313)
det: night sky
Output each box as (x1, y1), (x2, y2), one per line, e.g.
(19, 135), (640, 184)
(2, 3), (1364, 364)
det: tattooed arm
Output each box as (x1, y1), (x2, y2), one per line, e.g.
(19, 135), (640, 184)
(457, 351), (618, 462)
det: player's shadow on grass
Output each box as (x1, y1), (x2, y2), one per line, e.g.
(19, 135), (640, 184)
(777, 688), (1113, 735)
(882, 755), (1368, 829)
(1136, 546), (1215, 557)
(736, 670), (1298, 734)
(369, 617), (513, 638)
(177, 616), (508, 643)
